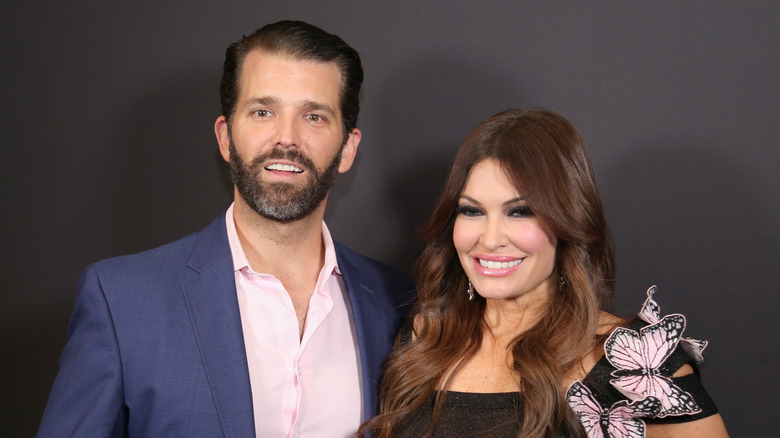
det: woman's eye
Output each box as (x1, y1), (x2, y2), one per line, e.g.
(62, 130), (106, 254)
(508, 206), (534, 218)
(455, 206), (482, 217)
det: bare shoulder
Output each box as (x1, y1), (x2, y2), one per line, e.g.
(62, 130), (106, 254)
(596, 310), (626, 335)
(564, 311), (626, 384)
(646, 413), (729, 438)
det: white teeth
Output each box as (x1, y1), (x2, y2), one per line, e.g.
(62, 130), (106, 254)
(265, 163), (303, 173)
(479, 258), (522, 269)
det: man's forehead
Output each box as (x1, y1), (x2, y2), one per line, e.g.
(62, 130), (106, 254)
(240, 49), (343, 84)
(237, 50), (342, 103)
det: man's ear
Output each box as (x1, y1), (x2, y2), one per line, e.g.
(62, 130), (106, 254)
(215, 115), (231, 162)
(337, 128), (361, 173)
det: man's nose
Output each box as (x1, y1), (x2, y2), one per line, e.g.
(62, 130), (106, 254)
(275, 115), (301, 148)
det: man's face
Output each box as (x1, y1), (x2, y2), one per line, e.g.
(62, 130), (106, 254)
(226, 135), (342, 222)
(215, 50), (360, 222)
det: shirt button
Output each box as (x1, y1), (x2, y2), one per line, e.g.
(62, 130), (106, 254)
(294, 432), (300, 438)
(280, 307), (291, 317)
(297, 366), (303, 376)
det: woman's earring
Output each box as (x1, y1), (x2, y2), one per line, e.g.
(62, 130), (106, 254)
(558, 274), (566, 292)
(467, 280), (475, 301)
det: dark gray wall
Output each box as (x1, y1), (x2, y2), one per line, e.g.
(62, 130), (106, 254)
(2, 1), (777, 435)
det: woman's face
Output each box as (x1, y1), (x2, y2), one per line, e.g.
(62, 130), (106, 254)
(453, 159), (558, 302)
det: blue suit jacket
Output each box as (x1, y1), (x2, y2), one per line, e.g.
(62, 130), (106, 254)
(37, 214), (414, 437)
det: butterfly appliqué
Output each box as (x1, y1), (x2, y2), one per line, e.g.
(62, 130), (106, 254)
(638, 285), (708, 362)
(567, 381), (661, 438)
(605, 287), (703, 417)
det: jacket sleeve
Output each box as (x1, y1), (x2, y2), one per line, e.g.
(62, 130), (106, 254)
(37, 264), (126, 437)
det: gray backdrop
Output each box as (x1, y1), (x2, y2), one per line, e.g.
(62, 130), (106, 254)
(2, 1), (778, 436)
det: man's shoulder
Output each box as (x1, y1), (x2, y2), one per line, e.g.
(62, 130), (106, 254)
(88, 214), (228, 279)
(94, 232), (198, 269)
(333, 242), (409, 281)
(333, 241), (415, 303)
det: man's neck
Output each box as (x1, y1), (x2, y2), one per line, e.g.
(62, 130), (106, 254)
(231, 197), (329, 336)
(231, 197), (326, 283)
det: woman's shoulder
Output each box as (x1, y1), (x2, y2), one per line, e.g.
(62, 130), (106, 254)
(587, 286), (712, 387)
(597, 310), (627, 335)
(567, 311), (624, 382)
(567, 286), (721, 436)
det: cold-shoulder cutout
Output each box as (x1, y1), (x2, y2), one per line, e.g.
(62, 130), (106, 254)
(389, 286), (722, 437)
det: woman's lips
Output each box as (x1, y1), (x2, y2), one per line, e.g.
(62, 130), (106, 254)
(472, 255), (523, 277)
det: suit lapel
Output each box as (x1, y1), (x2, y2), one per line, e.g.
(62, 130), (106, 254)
(336, 244), (392, 421)
(181, 215), (255, 437)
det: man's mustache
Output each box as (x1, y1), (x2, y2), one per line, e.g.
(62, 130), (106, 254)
(249, 148), (316, 174)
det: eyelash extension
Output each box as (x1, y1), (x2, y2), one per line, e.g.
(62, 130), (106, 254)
(509, 206), (534, 217)
(455, 205), (534, 218)
(455, 205), (482, 216)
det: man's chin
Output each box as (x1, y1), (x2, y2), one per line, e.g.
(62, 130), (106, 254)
(242, 191), (312, 221)
(253, 203), (310, 223)
(263, 180), (301, 191)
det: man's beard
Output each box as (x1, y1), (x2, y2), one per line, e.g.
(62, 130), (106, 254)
(229, 141), (343, 223)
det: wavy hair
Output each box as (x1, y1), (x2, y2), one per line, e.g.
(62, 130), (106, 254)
(360, 109), (615, 437)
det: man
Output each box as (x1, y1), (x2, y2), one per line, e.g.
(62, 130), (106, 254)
(37, 21), (414, 437)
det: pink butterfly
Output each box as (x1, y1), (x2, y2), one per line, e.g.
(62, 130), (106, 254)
(638, 285), (708, 362)
(605, 314), (702, 417)
(567, 380), (661, 438)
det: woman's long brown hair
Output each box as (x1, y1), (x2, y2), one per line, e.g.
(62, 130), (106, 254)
(359, 109), (615, 437)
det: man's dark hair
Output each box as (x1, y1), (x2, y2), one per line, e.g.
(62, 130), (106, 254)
(220, 20), (364, 140)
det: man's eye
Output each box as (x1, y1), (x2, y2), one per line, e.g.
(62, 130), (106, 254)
(508, 206), (534, 218)
(306, 114), (323, 122)
(455, 206), (482, 217)
(253, 110), (270, 117)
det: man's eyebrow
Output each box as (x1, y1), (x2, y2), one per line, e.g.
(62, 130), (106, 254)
(302, 99), (337, 115)
(241, 97), (336, 116)
(243, 96), (279, 109)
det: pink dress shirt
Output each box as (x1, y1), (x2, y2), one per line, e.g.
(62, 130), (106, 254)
(225, 205), (362, 438)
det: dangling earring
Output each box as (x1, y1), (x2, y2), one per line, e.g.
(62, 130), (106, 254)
(558, 274), (566, 292)
(467, 280), (475, 301)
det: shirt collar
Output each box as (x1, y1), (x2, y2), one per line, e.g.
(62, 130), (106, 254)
(225, 203), (341, 277)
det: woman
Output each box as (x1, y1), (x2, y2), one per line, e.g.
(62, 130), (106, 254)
(360, 109), (727, 437)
